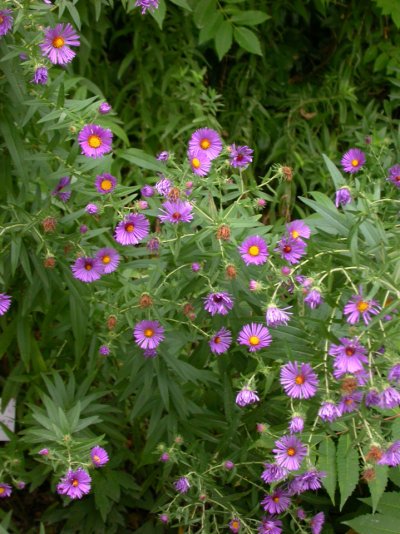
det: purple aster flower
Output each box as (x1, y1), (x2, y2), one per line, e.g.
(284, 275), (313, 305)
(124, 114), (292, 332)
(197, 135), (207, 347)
(379, 387), (400, 409)
(51, 176), (71, 202)
(281, 266), (291, 276)
(310, 512), (325, 534)
(289, 416), (304, 434)
(265, 304), (292, 327)
(329, 337), (368, 374)
(158, 200), (193, 224)
(160, 452), (170, 462)
(143, 348), (158, 358)
(286, 220), (311, 241)
(32, 66), (48, 85)
(261, 489), (291, 514)
(135, 0), (159, 14)
(147, 237), (160, 252)
(335, 187), (352, 207)
(85, 203), (98, 215)
(80, 224), (88, 234)
(38, 448), (49, 456)
(209, 327), (232, 355)
(237, 323), (272, 352)
(378, 441), (400, 466)
(257, 198), (266, 208)
(224, 460), (235, 470)
(91, 446), (109, 467)
(229, 518), (241, 533)
(238, 236), (269, 266)
(0, 293), (12, 316)
(338, 391), (363, 415)
(155, 178), (172, 197)
(304, 288), (323, 309)
(288, 470), (326, 495)
(297, 509), (307, 520)
(0, 10), (13, 37)
(229, 144), (253, 168)
(318, 401), (340, 422)
(95, 248), (120, 274)
(276, 236), (307, 264)
(388, 364), (400, 383)
(57, 469), (91, 499)
(138, 200), (148, 210)
(174, 476), (190, 494)
(191, 262), (200, 272)
(343, 293), (381, 325)
(249, 280), (262, 292)
(280, 361), (319, 399)
(188, 151), (212, 177)
(388, 165), (400, 188)
(273, 434), (307, 471)
(159, 514), (169, 524)
(133, 320), (165, 350)
(40, 23), (80, 65)
(341, 148), (366, 174)
(204, 292), (234, 316)
(78, 124), (113, 159)
(157, 151), (169, 161)
(365, 388), (381, 408)
(260, 463), (288, 484)
(235, 387), (260, 407)
(0, 483), (12, 498)
(188, 128), (222, 160)
(114, 213), (150, 245)
(95, 173), (117, 194)
(258, 516), (283, 534)
(141, 185), (154, 197)
(16, 481), (26, 490)
(71, 257), (103, 283)
(98, 102), (111, 114)
(99, 345), (110, 356)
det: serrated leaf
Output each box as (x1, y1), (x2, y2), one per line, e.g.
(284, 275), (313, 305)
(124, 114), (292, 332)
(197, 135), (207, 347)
(199, 12), (223, 45)
(230, 10), (270, 25)
(234, 26), (262, 55)
(369, 466), (389, 513)
(344, 513), (400, 533)
(337, 433), (359, 510)
(215, 21), (233, 60)
(318, 437), (336, 504)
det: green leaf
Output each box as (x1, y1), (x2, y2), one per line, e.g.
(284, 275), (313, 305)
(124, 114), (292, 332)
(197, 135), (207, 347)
(337, 433), (359, 510)
(233, 26), (262, 55)
(369, 465), (389, 512)
(373, 0), (400, 28)
(230, 10), (270, 25)
(194, 0), (216, 29)
(151, 0), (166, 29)
(344, 513), (400, 533)
(215, 21), (233, 60)
(169, 0), (192, 10)
(117, 148), (166, 172)
(322, 153), (346, 188)
(199, 12), (223, 45)
(318, 437), (336, 504)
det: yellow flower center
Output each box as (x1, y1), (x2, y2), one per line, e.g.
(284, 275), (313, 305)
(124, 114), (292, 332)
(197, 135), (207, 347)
(248, 245), (260, 256)
(351, 159), (359, 167)
(249, 336), (260, 346)
(287, 447), (296, 456)
(214, 336), (221, 344)
(101, 179), (112, 191)
(85, 263), (92, 271)
(357, 300), (369, 312)
(295, 375), (304, 385)
(191, 157), (201, 169)
(144, 328), (154, 337)
(52, 36), (65, 49)
(291, 230), (299, 239)
(273, 496), (280, 503)
(125, 224), (134, 233)
(88, 135), (102, 148)
(102, 255), (111, 264)
(72, 479), (79, 487)
(231, 521), (240, 529)
(93, 455), (100, 463)
(0, 487), (4, 495)
(200, 139), (211, 149)
(0, 16), (4, 24)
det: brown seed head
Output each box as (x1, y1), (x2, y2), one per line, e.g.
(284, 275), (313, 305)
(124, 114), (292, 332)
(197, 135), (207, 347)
(183, 303), (194, 316)
(282, 166), (293, 181)
(216, 224), (231, 241)
(365, 446), (383, 463)
(225, 264), (237, 279)
(107, 315), (117, 330)
(362, 467), (376, 482)
(139, 293), (153, 308)
(42, 216), (57, 233)
(43, 256), (56, 269)
(340, 377), (358, 394)
(167, 187), (181, 201)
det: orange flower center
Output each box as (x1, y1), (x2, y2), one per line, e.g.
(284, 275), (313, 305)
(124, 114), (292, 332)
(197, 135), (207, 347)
(101, 179), (112, 191)
(248, 245), (260, 256)
(287, 447), (296, 456)
(351, 159), (359, 167)
(102, 255), (111, 264)
(249, 336), (260, 346)
(88, 135), (102, 148)
(0, 16), (4, 24)
(0, 487), (4, 495)
(125, 224), (134, 233)
(291, 230), (300, 239)
(200, 139), (211, 149)
(52, 36), (65, 49)
(231, 520), (240, 529)
(357, 300), (369, 312)
(396, 175), (400, 182)
(93, 455), (100, 463)
(144, 328), (154, 337)
(283, 245), (292, 253)
(345, 398), (354, 405)
(191, 157), (201, 169)
(345, 347), (355, 356)
(72, 479), (79, 487)
(273, 496), (280, 503)
(295, 375), (304, 385)
(85, 263), (92, 271)
(214, 336), (221, 344)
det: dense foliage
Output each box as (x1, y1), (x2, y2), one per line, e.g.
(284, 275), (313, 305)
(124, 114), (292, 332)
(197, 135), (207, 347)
(1, 1), (400, 533)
